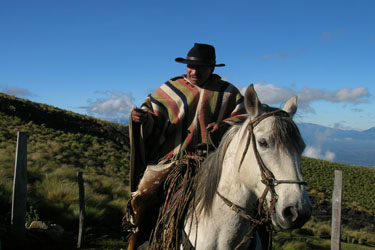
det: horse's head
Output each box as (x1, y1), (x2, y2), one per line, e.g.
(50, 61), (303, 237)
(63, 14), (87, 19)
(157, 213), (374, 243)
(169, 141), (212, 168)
(237, 84), (312, 229)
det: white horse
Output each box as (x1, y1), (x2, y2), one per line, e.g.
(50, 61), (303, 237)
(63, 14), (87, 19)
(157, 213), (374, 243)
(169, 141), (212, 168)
(148, 84), (312, 250)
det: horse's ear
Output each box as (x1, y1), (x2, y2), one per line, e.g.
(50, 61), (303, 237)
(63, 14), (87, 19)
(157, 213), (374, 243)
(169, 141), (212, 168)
(283, 96), (298, 118)
(245, 84), (262, 117)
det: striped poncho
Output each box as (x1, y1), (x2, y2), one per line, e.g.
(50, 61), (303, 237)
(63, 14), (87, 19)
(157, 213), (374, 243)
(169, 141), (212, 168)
(139, 74), (246, 163)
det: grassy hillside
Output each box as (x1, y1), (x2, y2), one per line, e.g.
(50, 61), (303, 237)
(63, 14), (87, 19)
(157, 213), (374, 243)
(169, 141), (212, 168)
(303, 157), (375, 214)
(1, 92), (374, 249)
(0, 93), (130, 242)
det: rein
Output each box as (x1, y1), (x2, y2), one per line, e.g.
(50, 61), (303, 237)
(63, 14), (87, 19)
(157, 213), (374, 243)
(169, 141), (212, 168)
(218, 110), (307, 250)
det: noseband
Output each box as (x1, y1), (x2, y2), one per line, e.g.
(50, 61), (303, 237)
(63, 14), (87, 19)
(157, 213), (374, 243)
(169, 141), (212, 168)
(217, 109), (307, 250)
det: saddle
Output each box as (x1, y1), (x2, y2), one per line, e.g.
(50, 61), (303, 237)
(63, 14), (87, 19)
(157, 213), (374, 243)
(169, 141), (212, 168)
(124, 156), (203, 250)
(123, 162), (175, 250)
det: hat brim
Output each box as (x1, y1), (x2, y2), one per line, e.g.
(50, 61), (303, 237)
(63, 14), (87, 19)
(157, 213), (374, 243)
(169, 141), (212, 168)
(175, 57), (225, 67)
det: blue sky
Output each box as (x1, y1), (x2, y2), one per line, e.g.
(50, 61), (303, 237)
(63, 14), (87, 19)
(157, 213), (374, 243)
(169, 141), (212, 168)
(1, 0), (374, 131)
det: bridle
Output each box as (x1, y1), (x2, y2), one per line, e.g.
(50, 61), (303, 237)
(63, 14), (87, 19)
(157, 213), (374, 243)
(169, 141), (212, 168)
(217, 110), (307, 250)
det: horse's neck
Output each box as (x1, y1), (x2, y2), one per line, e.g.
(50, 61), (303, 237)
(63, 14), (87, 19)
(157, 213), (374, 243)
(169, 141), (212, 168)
(207, 129), (260, 249)
(217, 148), (257, 211)
(185, 132), (260, 250)
(191, 161), (258, 250)
(208, 132), (259, 243)
(217, 127), (257, 210)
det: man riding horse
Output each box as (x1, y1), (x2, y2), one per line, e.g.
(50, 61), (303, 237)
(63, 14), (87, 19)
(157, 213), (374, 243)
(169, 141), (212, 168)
(124, 43), (247, 250)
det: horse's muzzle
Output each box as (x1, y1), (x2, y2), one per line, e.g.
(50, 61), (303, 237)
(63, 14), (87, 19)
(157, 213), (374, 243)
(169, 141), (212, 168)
(273, 202), (312, 229)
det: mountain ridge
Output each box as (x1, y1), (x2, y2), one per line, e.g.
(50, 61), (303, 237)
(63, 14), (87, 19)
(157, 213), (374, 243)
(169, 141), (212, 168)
(297, 122), (375, 168)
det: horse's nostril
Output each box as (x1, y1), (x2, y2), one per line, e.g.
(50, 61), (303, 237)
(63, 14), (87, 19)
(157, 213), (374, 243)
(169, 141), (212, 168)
(283, 206), (298, 222)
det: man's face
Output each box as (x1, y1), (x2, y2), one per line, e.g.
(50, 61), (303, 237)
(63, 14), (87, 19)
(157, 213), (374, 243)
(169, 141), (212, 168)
(186, 64), (213, 85)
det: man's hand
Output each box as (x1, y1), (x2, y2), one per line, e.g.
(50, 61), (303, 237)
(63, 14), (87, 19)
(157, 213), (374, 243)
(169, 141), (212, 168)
(131, 107), (148, 124)
(206, 122), (230, 146)
(206, 122), (220, 133)
(206, 122), (230, 133)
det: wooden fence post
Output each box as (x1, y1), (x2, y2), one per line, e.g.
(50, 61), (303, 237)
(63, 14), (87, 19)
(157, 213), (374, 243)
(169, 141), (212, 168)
(11, 131), (28, 236)
(331, 170), (342, 250)
(77, 171), (86, 249)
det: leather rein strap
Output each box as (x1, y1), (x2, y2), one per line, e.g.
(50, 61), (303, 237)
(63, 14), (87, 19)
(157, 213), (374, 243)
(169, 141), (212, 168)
(217, 110), (307, 250)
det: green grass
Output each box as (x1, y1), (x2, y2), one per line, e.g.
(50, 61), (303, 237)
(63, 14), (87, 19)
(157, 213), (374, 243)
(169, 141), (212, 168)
(302, 157), (375, 214)
(0, 107), (130, 231)
(273, 221), (375, 249)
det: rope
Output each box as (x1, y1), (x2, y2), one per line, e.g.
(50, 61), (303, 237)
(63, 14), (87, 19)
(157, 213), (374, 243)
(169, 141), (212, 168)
(148, 155), (203, 250)
(205, 129), (217, 151)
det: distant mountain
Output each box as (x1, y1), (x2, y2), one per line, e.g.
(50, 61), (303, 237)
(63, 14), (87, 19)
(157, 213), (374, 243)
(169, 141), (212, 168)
(363, 127), (375, 134)
(297, 123), (375, 168)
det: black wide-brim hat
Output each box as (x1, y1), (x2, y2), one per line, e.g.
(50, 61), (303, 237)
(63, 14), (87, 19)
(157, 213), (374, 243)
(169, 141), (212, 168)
(175, 43), (225, 67)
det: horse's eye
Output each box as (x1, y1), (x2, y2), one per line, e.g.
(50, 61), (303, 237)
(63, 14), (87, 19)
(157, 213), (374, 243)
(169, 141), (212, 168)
(258, 139), (268, 148)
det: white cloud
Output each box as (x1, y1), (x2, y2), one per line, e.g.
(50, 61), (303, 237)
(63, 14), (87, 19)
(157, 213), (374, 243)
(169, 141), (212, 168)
(86, 83), (370, 124)
(297, 86), (369, 111)
(254, 83), (297, 104)
(303, 146), (336, 161)
(82, 90), (135, 122)
(334, 87), (369, 103)
(240, 83), (296, 106)
(240, 83), (370, 114)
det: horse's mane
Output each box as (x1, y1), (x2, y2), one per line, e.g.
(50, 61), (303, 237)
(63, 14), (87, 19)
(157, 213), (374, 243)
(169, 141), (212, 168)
(192, 125), (240, 217)
(191, 110), (305, 217)
(272, 115), (305, 154)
